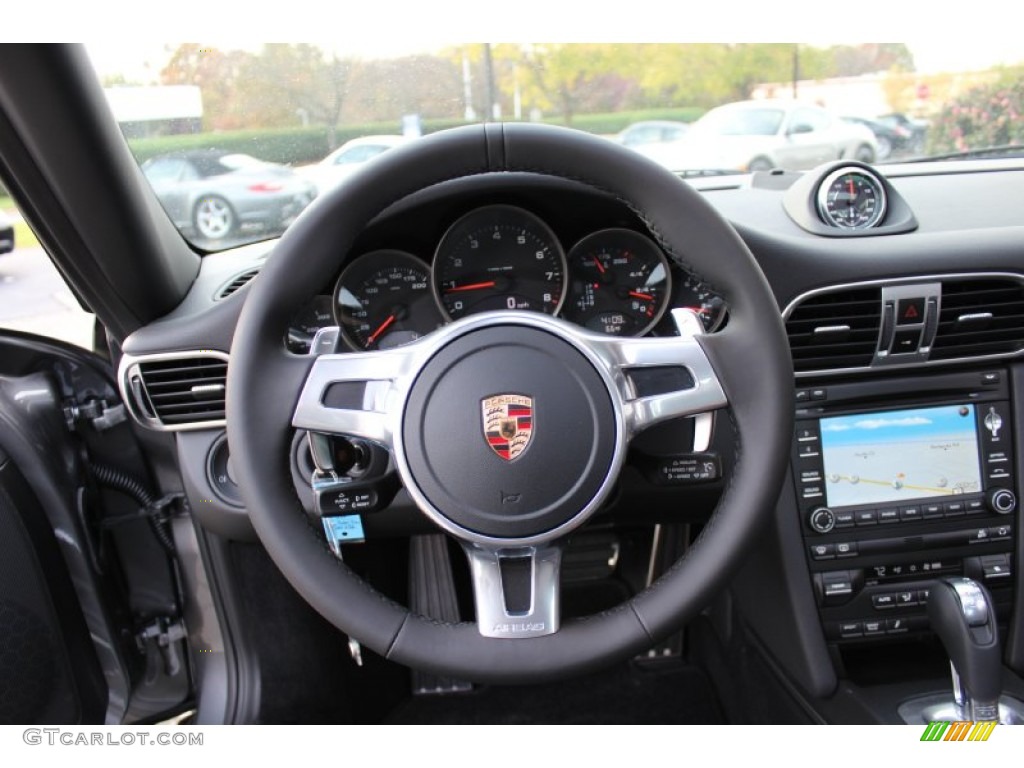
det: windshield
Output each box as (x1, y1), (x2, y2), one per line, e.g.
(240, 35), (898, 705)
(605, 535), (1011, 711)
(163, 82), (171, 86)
(86, 40), (1024, 252)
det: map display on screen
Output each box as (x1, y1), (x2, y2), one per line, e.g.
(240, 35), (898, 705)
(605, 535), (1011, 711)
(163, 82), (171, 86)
(820, 404), (983, 508)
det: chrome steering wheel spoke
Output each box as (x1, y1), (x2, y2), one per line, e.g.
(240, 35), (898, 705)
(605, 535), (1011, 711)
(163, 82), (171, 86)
(291, 335), (421, 447)
(586, 308), (728, 437)
(462, 541), (563, 639)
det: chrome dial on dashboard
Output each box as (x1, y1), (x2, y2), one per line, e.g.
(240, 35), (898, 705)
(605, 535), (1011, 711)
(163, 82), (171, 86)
(677, 274), (727, 332)
(817, 167), (887, 230)
(431, 205), (567, 320)
(334, 250), (444, 351)
(562, 228), (671, 336)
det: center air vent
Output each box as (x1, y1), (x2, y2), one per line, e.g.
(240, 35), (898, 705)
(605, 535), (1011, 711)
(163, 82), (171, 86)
(121, 353), (228, 430)
(931, 278), (1024, 361)
(216, 268), (260, 299)
(784, 287), (881, 373)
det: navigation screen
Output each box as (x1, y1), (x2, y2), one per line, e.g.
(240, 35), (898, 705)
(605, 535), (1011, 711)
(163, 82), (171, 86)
(820, 404), (983, 507)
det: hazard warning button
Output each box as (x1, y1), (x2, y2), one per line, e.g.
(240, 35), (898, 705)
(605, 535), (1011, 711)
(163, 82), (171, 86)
(897, 297), (925, 326)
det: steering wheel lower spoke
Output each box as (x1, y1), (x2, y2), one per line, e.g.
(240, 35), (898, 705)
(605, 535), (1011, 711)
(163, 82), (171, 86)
(463, 542), (563, 639)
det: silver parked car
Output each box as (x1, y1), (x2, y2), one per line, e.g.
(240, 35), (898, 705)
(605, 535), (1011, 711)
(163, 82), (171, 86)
(648, 99), (879, 173)
(613, 120), (691, 168)
(614, 120), (690, 147)
(301, 135), (410, 196)
(141, 150), (316, 242)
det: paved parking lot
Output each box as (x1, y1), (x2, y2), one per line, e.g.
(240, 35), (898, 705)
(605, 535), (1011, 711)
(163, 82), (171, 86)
(0, 244), (95, 348)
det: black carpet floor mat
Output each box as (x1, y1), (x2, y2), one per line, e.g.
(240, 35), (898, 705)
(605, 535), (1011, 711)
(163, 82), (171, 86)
(386, 662), (725, 724)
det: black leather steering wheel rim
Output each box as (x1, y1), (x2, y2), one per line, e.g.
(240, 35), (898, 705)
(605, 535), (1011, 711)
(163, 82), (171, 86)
(227, 123), (793, 684)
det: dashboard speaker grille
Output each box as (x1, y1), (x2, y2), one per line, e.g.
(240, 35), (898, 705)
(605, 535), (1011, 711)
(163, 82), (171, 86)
(133, 356), (227, 426)
(931, 278), (1024, 360)
(785, 287), (882, 372)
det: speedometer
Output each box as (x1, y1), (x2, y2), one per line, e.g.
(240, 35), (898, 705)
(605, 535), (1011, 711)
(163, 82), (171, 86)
(432, 205), (567, 320)
(817, 167), (887, 230)
(334, 250), (443, 350)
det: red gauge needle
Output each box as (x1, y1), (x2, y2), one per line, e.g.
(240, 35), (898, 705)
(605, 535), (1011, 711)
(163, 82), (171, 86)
(366, 314), (396, 346)
(682, 306), (707, 314)
(592, 258), (606, 274)
(629, 291), (655, 301)
(847, 179), (855, 199)
(445, 280), (496, 293)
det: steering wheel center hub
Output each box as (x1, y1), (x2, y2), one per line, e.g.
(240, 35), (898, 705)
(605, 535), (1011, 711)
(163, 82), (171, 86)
(400, 324), (618, 542)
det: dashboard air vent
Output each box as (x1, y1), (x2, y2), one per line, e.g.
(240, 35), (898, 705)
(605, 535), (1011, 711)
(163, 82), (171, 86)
(785, 287), (882, 372)
(931, 279), (1024, 360)
(216, 268), (260, 299)
(131, 356), (227, 427)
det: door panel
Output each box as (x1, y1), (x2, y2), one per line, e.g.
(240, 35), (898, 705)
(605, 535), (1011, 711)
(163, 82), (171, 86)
(0, 451), (107, 724)
(0, 332), (193, 723)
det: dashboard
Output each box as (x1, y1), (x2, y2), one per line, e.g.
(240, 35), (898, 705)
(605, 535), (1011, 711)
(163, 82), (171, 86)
(166, 159), (1024, 360)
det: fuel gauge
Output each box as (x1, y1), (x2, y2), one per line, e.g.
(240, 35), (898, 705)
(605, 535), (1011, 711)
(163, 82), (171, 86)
(287, 295), (335, 354)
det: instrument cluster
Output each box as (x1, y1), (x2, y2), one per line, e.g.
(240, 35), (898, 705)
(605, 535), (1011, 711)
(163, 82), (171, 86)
(289, 203), (725, 353)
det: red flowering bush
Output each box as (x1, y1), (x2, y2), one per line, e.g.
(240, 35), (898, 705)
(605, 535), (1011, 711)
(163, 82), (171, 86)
(929, 73), (1024, 154)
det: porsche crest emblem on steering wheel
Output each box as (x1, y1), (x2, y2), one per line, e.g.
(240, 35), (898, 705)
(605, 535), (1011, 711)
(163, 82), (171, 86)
(482, 394), (534, 461)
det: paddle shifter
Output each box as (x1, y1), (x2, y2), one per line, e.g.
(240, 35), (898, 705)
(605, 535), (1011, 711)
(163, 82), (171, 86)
(928, 577), (1002, 722)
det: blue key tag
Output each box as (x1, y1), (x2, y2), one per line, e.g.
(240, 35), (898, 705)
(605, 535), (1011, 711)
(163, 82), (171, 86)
(322, 514), (366, 557)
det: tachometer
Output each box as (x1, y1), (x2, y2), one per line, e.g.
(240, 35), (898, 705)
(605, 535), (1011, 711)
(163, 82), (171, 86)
(432, 205), (567, 320)
(561, 229), (671, 336)
(817, 167), (887, 230)
(334, 250), (443, 350)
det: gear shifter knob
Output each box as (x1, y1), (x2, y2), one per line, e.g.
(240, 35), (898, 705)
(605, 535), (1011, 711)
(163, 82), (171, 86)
(928, 577), (1001, 721)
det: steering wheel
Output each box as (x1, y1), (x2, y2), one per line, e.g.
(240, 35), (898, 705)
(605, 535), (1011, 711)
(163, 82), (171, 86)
(227, 123), (793, 684)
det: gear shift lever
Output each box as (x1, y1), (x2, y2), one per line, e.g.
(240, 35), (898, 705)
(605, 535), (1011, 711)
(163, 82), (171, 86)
(928, 577), (1001, 722)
